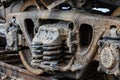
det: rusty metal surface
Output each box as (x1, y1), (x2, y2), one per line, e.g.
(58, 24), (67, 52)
(0, 61), (54, 80)
(0, 0), (120, 79)
(6, 10), (120, 75)
(42, 0), (67, 10)
(112, 7), (120, 16)
(19, 51), (44, 75)
(20, 0), (38, 12)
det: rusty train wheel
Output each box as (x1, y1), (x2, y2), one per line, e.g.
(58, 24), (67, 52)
(19, 50), (44, 75)
(18, 0), (45, 75)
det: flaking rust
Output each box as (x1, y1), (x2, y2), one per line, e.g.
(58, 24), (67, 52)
(0, 0), (119, 79)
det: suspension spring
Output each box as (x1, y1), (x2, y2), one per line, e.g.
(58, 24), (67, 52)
(63, 43), (73, 63)
(41, 44), (63, 68)
(31, 43), (43, 66)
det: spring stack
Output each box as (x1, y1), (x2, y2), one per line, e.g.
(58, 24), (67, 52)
(31, 43), (43, 66)
(41, 44), (63, 68)
(63, 42), (73, 64)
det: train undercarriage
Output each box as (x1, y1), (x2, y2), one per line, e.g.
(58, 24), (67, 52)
(0, 0), (120, 79)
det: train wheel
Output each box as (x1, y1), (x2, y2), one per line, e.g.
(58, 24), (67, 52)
(18, 0), (45, 75)
(19, 49), (44, 75)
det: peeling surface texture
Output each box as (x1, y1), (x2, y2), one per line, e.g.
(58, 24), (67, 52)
(0, 0), (120, 79)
